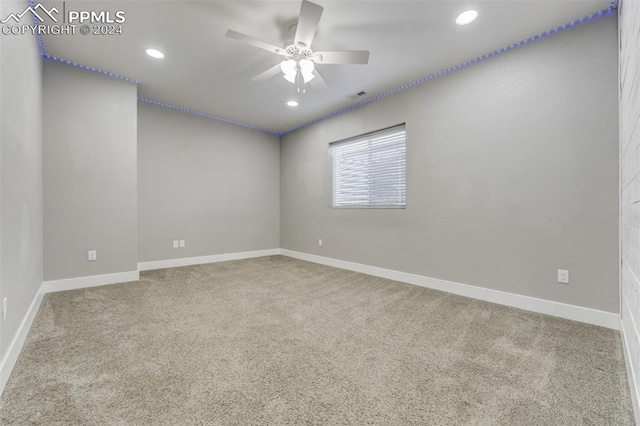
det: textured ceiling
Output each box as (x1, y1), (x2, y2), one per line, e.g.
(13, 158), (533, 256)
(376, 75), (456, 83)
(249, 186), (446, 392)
(39, 0), (614, 133)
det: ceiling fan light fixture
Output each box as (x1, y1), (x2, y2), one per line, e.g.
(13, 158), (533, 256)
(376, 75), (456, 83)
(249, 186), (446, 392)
(283, 72), (297, 84)
(299, 59), (315, 83)
(281, 59), (297, 83)
(456, 10), (478, 25)
(280, 59), (315, 84)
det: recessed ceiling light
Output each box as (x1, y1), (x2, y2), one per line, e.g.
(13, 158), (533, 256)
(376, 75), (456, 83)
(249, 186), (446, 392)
(287, 100), (299, 107)
(145, 48), (164, 59)
(456, 10), (478, 26)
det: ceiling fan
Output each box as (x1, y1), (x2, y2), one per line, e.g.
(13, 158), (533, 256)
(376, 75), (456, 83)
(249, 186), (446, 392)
(225, 0), (370, 93)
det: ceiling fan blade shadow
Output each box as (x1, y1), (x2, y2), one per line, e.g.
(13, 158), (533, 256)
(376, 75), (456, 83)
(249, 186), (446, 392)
(314, 50), (370, 65)
(225, 30), (285, 56)
(252, 63), (283, 82)
(309, 69), (328, 89)
(294, 0), (323, 48)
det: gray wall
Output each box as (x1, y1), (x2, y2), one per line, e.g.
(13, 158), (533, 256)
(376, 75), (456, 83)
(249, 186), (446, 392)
(0, 2), (43, 358)
(137, 103), (280, 262)
(619, 0), (640, 417)
(281, 16), (619, 313)
(43, 62), (137, 280)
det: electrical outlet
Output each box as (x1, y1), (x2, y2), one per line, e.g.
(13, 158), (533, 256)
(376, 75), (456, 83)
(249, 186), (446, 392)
(173, 240), (179, 248)
(2, 297), (7, 322)
(179, 240), (185, 248)
(318, 239), (323, 247)
(558, 269), (569, 284)
(88, 250), (97, 261)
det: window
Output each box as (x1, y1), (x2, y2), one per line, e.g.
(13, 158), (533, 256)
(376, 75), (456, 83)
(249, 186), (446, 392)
(329, 124), (406, 208)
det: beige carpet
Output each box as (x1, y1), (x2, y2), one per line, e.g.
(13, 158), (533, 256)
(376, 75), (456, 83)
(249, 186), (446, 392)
(0, 256), (634, 424)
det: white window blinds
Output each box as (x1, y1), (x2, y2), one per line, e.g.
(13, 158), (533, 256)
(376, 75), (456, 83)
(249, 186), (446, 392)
(329, 124), (406, 208)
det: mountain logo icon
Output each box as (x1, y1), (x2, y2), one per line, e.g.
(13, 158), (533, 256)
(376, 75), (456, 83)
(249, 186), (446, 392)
(1, 3), (59, 24)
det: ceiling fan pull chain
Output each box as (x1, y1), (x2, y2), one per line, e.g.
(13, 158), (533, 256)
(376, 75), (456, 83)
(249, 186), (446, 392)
(297, 63), (306, 94)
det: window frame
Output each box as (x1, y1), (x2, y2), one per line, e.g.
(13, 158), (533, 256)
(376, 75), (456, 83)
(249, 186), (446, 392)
(328, 123), (407, 209)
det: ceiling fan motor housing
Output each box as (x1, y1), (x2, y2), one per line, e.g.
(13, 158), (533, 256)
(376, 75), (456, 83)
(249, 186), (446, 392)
(284, 43), (314, 60)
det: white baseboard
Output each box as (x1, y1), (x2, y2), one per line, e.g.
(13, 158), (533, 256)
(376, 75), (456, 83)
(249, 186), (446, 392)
(280, 249), (620, 330)
(137, 249), (281, 271)
(0, 283), (44, 397)
(621, 316), (640, 422)
(43, 270), (140, 293)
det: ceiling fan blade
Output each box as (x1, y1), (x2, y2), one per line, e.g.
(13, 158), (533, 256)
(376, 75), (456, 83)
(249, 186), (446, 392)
(314, 50), (370, 65)
(294, 0), (323, 49)
(252, 63), (283, 82)
(225, 30), (285, 56)
(309, 69), (328, 90)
